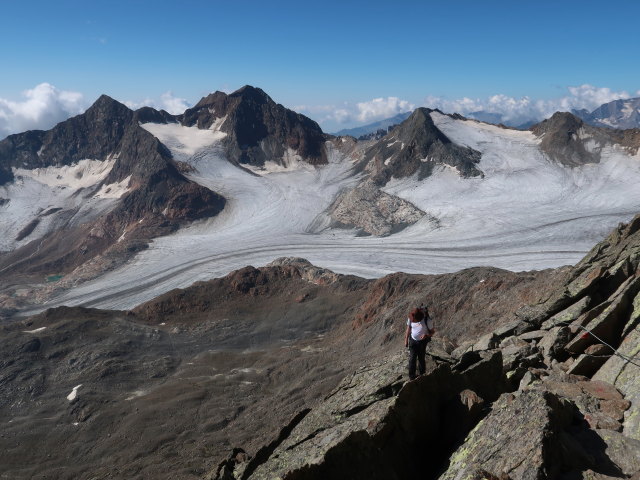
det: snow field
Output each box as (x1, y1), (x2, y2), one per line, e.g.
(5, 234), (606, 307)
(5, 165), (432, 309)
(0, 158), (130, 251)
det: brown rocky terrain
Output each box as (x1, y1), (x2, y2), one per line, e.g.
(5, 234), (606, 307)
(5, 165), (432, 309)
(0, 255), (562, 479)
(213, 215), (640, 480)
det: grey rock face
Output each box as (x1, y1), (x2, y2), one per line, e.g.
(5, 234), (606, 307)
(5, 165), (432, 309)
(440, 390), (576, 480)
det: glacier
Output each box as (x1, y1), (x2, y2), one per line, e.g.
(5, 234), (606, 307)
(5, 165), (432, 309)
(29, 113), (640, 311)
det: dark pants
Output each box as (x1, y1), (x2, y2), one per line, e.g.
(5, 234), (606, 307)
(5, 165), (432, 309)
(408, 337), (429, 379)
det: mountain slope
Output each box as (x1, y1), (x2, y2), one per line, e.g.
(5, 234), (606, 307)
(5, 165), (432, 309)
(3, 89), (640, 317)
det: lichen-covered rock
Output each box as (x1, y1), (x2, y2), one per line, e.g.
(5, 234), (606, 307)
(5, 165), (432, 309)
(240, 350), (505, 480)
(438, 390), (574, 480)
(592, 316), (640, 440)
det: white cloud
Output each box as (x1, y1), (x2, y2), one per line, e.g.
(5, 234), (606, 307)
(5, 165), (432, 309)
(123, 91), (191, 115)
(295, 97), (415, 127)
(0, 83), (86, 138)
(356, 97), (415, 123)
(424, 84), (632, 126)
(159, 91), (190, 114)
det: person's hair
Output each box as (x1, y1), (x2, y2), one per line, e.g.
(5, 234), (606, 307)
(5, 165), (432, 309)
(410, 308), (424, 322)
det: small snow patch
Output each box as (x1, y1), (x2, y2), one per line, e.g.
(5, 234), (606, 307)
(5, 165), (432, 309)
(125, 389), (148, 401)
(67, 384), (82, 401)
(93, 175), (131, 199)
(23, 327), (47, 333)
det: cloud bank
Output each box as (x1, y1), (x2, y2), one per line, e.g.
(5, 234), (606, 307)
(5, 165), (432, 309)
(296, 96), (416, 127)
(297, 84), (639, 131)
(124, 91), (191, 115)
(424, 84), (638, 126)
(0, 84), (194, 139)
(0, 83), (86, 138)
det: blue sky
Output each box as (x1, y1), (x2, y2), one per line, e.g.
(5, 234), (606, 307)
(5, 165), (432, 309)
(1, 0), (639, 135)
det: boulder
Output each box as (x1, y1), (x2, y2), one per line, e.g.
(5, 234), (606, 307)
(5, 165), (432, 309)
(473, 332), (499, 351)
(593, 321), (640, 440)
(438, 390), (575, 480)
(492, 321), (521, 339)
(517, 330), (547, 342)
(566, 353), (609, 377)
(537, 326), (571, 364)
(575, 429), (640, 477)
(541, 295), (591, 330)
(565, 275), (640, 354)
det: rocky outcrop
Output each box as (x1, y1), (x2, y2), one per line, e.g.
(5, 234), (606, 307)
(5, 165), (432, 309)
(358, 108), (482, 186)
(180, 85), (328, 168)
(213, 350), (505, 480)
(324, 180), (428, 236)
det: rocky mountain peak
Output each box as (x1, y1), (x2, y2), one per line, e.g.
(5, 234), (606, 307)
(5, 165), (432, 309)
(182, 85), (328, 167)
(531, 111), (585, 136)
(359, 107), (482, 185)
(394, 107), (450, 147)
(231, 84), (271, 102)
(531, 111), (606, 166)
(86, 94), (133, 119)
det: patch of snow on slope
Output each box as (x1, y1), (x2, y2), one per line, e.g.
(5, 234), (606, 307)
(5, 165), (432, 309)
(246, 148), (315, 175)
(0, 158), (122, 251)
(32, 118), (640, 312)
(15, 158), (114, 190)
(23, 327), (47, 333)
(141, 121), (226, 160)
(93, 175), (132, 199)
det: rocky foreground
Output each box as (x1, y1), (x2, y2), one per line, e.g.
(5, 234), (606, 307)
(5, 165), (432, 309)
(212, 216), (640, 480)
(1, 216), (639, 479)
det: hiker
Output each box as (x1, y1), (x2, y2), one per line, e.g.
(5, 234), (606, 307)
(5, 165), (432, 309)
(404, 304), (435, 380)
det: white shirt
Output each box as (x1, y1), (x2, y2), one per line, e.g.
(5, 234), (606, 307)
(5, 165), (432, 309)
(407, 317), (434, 340)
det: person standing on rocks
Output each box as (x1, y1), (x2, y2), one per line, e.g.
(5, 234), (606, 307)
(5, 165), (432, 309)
(404, 305), (434, 380)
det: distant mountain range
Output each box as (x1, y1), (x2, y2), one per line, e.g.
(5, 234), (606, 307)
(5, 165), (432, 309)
(451, 97), (640, 130)
(333, 112), (411, 138)
(572, 97), (640, 129)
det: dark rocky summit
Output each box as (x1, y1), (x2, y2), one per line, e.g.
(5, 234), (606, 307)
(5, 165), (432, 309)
(531, 112), (640, 167)
(359, 107), (483, 186)
(180, 85), (328, 168)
